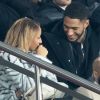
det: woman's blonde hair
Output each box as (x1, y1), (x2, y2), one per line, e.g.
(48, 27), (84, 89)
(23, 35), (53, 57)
(4, 17), (40, 52)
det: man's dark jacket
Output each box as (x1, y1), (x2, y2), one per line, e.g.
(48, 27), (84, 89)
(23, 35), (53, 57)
(42, 20), (97, 89)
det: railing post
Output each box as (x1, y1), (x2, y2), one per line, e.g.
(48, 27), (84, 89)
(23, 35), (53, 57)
(35, 66), (42, 100)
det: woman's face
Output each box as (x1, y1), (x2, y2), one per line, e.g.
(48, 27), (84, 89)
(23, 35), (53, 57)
(29, 28), (42, 51)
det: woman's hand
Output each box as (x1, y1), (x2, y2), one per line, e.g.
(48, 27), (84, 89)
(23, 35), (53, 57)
(36, 45), (48, 57)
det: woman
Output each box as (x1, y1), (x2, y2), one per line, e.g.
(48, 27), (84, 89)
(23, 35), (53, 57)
(0, 18), (67, 100)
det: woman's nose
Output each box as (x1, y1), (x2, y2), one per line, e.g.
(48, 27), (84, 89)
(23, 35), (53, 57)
(39, 38), (42, 43)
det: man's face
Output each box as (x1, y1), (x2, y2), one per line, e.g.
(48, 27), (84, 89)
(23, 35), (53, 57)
(63, 16), (89, 42)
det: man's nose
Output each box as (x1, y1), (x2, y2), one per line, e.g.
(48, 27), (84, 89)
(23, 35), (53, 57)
(67, 29), (74, 36)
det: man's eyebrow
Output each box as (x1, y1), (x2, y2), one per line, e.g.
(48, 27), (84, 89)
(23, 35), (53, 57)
(63, 24), (78, 29)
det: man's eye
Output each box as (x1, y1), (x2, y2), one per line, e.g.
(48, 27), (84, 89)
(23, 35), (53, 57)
(73, 28), (78, 30)
(72, 27), (78, 30)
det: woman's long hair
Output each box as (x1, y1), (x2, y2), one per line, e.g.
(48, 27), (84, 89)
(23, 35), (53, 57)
(4, 17), (40, 52)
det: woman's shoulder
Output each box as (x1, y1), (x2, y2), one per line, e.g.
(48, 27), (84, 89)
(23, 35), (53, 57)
(0, 51), (17, 62)
(0, 51), (27, 65)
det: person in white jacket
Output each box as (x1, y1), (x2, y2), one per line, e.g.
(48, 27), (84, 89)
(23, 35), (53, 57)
(0, 17), (68, 100)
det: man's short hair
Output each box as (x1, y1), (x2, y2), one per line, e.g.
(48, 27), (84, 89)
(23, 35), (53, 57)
(64, 2), (90, 20)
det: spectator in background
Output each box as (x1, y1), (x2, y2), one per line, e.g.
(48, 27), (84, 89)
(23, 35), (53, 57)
(35, 0), (72, 29)
(72, 0), (99, 16)
(0, 0), (35, 18)
(42, 2), (96, 89)
(0, 3), (19, 41)
(89, 5), (100, 63)
(73, 56), (100, 100)
(0, 18), (67, 100)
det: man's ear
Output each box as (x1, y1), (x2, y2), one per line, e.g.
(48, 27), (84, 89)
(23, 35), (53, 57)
(84, 19), (89, 29)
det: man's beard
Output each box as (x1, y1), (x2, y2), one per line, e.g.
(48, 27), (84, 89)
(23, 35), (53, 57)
(76, 29), (86, 43)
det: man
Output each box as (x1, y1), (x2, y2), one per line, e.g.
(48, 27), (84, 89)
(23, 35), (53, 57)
(42, 2), (96, 89)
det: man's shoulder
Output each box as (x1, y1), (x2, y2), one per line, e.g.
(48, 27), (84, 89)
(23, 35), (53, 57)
(42, 32), (70, 54)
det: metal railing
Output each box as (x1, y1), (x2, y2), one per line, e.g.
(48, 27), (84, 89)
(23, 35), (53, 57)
(0, 41), (100, 100)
